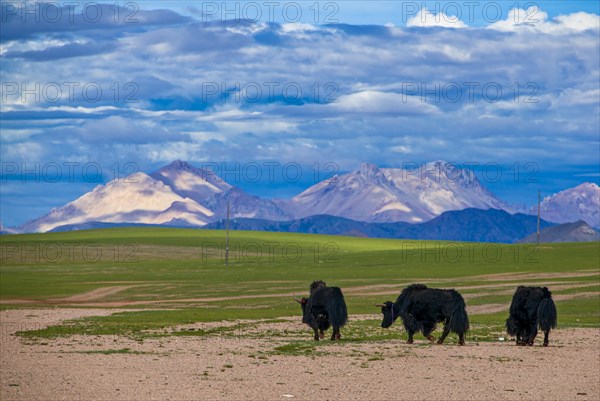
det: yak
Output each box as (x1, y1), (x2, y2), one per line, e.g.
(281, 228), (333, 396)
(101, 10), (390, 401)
(506, 286), (557, 346)
(376, 284), (469, 345)
(295, 280), (348, 341)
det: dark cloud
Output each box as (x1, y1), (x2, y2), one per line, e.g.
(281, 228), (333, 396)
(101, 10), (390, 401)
(0, 109), (122, 121)
(3, 41), (113, 61)
(126, 22), (253, 54)
(78, 116), (188, 144)
(0, 3), (190, 42)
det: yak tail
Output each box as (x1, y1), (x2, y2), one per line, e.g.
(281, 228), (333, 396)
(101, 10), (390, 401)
(327, 287), (348, 328)
(537, 288), (557, 331)
(449, 295), (470, 334)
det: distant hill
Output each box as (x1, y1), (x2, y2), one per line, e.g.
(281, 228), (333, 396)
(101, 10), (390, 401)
(409, 208), (554, 243)
(0, 221), (17, 235)
(48, 222), (177, 232)
(519, 220), (600, 243)
(205, 214), (401, 237)
(205, 208), (554, 243)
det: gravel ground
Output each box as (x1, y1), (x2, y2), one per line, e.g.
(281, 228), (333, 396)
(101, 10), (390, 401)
(1, 308), (599, 401)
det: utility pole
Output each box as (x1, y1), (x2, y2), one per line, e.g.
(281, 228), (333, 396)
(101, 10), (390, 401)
(537, 189), (541, 247)
(225, 201), (230, 267)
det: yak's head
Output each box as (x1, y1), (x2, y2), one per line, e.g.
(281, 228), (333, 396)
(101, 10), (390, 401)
(295, 297), (308, 314)
(310, 280), (326, 294)
(376, 301), (398, 328)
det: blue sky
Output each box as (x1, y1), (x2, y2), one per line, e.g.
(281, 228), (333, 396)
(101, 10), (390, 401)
(1, 0), (599, 227)
(155, 1), (600, 26)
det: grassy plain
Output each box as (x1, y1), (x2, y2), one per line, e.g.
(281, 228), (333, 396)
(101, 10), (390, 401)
(1, 227), (598, 344)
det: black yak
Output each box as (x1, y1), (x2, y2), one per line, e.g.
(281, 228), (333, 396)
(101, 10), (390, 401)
(506, 286), (557, 346)
(376, 284), (469, 345)
(296, 280), (348, 341)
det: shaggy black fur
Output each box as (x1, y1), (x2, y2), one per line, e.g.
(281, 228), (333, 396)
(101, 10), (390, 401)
(378, 284), (469, 345)
(297, 281), (348, 341)
(506, 286), (557, 346)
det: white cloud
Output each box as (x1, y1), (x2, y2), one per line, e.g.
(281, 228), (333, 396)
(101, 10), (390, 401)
(415, 43), (472, 62)
(281, 23), (318, 34)
(333, 90), (440, 115)
(0, 129), (42, 143)
(78, 116), (184, 144)
(552, 88), (600, 108)
(143, 142), (204, 163)
(488, 7), (600, 34)
(46, 105), (121, 114)
(214, 120), (298, 135)
(407, 8), (468, 29)
(555, 12), (600, 32)
(2, 142), (45, 161)
(391, 145), (412, 154)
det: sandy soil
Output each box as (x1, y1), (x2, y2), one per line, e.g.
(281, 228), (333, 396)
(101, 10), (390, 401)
(57, 286), (155, 302)
(1, 309), (599, 401)
(3, 283), (597, 309)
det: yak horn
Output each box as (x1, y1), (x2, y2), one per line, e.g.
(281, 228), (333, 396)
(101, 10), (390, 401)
(374, 304), (386, 308)
(294, 298), (303, 304)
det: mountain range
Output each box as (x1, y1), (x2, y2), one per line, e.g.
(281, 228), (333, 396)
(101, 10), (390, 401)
(11, 160), (600, 242)
(204, 208), (555, 243)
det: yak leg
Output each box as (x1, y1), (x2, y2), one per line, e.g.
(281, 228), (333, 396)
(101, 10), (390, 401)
(406, 330), (415, 344)
(313, 327), (320, 341)
(542, 330), (549, 347)
(458, 332), (465, 346)
(517, 329), (529, 345)
(319, 329), (325, 340)
(330, 326), (341, 341)
(516, 325), (527, 345)
(422, 321), (436, 343)
(437, 320), (451, 345)
(526, 322), (537, 346)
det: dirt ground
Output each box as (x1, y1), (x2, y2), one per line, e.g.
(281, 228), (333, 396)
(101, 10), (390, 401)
(1, 308), (599, 401)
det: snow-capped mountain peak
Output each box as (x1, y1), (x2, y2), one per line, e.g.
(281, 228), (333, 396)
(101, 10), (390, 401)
(539, 182), (600, 228)
(19, 172), (213, 233)
(150, 160), (290, 221)
(419, 161), (478, 187)
(281, 161), (511, 223)
(357, 163), (383, 178)
(151, 160), (232, 204)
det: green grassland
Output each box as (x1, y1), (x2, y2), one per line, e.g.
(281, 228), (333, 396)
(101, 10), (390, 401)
(1, 227), (598, 345)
